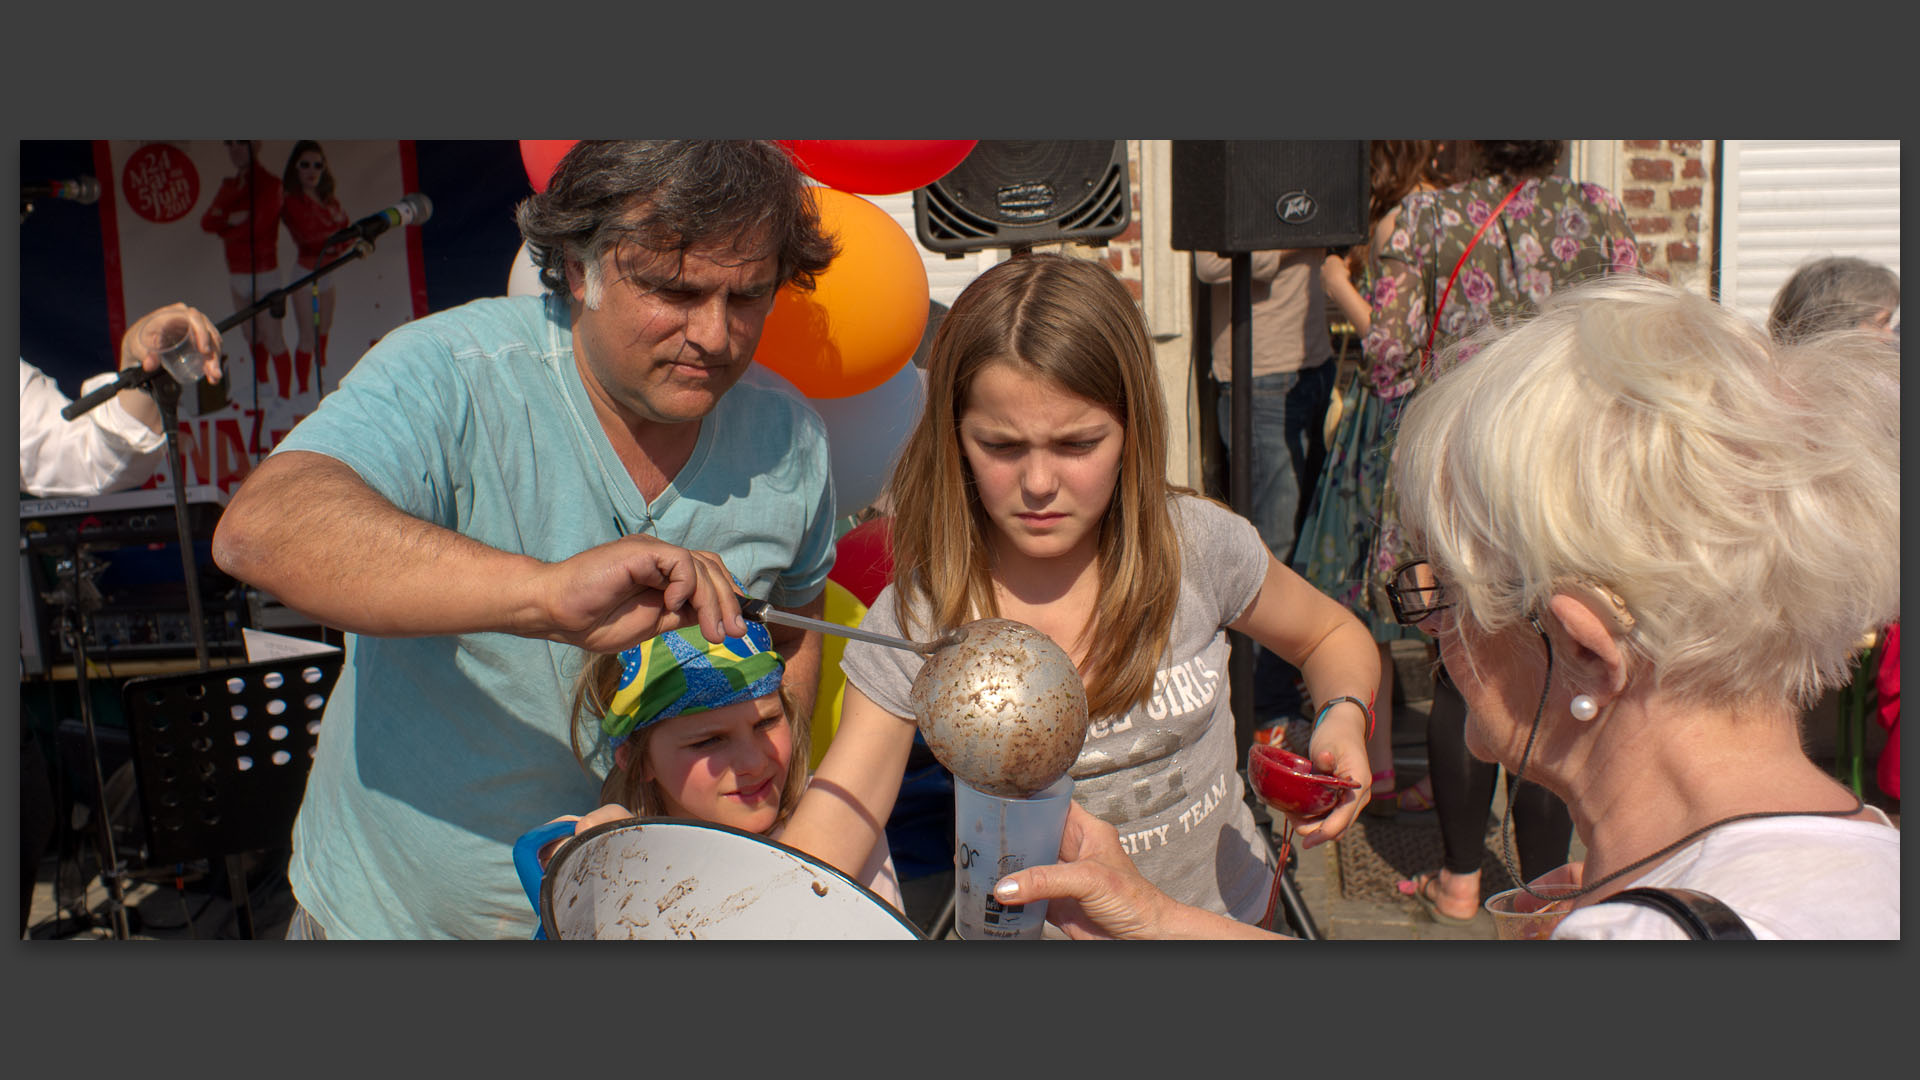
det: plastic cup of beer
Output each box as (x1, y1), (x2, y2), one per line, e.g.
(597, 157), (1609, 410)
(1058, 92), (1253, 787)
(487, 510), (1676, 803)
(953, 772), (1075, 940)
(1484, 882), (1584, 940)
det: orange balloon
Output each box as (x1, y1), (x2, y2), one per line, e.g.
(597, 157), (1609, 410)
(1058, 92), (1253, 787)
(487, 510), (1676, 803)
(755, 189), (929, 399)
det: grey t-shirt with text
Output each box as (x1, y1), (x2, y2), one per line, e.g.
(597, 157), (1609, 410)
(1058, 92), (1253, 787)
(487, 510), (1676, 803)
(841, 494), (1276, 921)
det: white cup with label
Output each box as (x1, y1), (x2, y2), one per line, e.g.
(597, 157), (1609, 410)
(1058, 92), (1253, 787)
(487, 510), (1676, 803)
(953, 772), (1075, 940)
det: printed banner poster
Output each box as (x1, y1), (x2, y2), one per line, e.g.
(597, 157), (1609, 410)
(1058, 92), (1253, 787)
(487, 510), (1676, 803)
(102, 139), (429, 493)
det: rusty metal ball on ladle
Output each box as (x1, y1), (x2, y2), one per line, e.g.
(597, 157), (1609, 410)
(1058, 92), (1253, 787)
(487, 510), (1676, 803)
(907, 618), (1090, 798)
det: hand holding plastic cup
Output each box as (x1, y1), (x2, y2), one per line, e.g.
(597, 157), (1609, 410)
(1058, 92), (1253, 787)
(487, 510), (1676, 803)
(1484, 882), (1584, 940)
(954, 772), (1075, 940)
(148, 314), (217, 386)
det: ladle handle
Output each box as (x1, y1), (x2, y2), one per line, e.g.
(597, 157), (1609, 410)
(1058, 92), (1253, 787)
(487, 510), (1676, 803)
(737, 595), (933, 655)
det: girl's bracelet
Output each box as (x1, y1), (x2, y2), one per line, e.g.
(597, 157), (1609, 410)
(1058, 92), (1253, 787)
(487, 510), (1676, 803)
(1312, 694), (1375, 743)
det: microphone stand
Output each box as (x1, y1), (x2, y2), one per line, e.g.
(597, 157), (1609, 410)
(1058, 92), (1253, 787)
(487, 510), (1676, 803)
(38, 380), (201, 938)
(45, 546), (133, 938)
(61, 239), (378, 419)
(212, 238), (373, 346)
(150, 373), (212, 672)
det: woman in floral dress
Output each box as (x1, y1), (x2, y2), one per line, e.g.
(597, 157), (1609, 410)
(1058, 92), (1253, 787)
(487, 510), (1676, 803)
(1312, 140), (1470, 808)
(1362, 142), (1638, 602)
(1302, 139), (1639, 925)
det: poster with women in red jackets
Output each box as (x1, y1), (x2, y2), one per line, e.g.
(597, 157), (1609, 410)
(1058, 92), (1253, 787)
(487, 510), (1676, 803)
(101, 139), (429, 493)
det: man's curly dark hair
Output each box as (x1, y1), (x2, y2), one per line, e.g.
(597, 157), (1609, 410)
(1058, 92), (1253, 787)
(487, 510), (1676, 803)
(515, 140), (838, 296)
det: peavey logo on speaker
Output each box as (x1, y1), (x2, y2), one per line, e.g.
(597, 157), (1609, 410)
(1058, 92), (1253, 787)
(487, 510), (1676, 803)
(995, 181), (1057, 221)
(1274, 190), (1319, 225)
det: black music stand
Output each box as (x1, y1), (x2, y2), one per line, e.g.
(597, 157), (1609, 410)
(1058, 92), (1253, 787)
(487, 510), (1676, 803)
(119, 653), (342, 938)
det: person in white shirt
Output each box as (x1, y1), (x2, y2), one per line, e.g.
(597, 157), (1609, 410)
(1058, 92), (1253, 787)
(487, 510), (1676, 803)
(19, 302), (224, 497)
(18, 301), (223, 937)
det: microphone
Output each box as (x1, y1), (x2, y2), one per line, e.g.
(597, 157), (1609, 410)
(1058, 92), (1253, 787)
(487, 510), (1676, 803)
(324, 193), (432, 248)
(22, 177), (101, 205)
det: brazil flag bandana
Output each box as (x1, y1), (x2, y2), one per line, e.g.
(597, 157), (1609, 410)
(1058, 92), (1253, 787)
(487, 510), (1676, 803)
(602, 622), (785, 745)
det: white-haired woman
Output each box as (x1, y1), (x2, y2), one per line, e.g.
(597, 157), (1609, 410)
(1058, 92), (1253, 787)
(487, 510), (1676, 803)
(994, 275), (1900, 939)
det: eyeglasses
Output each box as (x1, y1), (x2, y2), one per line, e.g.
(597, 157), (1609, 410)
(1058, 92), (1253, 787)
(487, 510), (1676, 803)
(1386, 558), (1452, 626)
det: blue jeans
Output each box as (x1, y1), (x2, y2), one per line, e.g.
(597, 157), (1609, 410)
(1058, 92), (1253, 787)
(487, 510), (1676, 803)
(1216, 362), (1336, 718)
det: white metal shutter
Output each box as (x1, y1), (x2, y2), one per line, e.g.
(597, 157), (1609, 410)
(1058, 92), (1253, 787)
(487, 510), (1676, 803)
(868, 191), (1004, 309)
(1717, 140), (1900, 328)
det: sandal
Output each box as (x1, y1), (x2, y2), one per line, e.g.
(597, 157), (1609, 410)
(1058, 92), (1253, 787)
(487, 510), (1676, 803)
(1362, 769), (1398, 819)
(1396, 776), (1436, 815)
(1398, 871), (1477, 926)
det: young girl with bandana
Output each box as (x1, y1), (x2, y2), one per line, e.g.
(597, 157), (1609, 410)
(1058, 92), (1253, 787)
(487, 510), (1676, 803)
(527, 620), (902, 908)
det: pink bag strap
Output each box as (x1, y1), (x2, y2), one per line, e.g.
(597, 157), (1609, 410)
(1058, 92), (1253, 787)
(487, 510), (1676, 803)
(1422, 177), (1529, 374)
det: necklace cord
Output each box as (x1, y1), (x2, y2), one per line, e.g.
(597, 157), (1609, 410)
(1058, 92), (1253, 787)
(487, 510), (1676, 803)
(1500, 622), (1865, 906)
(1500, 625), (1554, 900)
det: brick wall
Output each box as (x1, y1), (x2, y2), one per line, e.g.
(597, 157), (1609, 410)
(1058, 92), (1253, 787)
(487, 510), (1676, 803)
(1618, 139), (1715, 295)
(1045, 141), (1717, 299)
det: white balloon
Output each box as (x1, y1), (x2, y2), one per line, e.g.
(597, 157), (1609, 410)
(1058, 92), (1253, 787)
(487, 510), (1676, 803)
(813, 362), (927, 518)
(507, 241), (546, 298)
(742, 361), (926, 519)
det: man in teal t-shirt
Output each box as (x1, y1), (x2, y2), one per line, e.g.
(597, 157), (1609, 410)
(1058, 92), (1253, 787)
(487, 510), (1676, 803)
(211, 142), (842, 938)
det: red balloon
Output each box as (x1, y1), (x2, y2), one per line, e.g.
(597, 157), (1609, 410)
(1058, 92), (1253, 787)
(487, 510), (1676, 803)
(778, 140), (977, 196)
(828, 517), (894, 610)
(520, 140), (579, 194)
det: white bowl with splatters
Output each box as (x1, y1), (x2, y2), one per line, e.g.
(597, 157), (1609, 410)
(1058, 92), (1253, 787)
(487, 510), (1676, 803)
(514, 818), (923, 940)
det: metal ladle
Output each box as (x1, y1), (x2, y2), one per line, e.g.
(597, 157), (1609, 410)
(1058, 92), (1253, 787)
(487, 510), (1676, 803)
(737, 599), (1090, 798)
(738, 596), (963, 656)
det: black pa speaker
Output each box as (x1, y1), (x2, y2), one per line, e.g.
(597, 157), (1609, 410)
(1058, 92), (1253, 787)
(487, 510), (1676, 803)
(1170, 141), (1370, 252)
(913, 140), (1131, 255)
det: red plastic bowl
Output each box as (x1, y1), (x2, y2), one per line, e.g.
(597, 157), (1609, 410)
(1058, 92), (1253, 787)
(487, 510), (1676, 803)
(1247, 744), (1361, 818)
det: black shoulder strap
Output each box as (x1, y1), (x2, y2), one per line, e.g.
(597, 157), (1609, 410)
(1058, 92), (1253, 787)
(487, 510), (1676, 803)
(1606, 888), (1757, 940)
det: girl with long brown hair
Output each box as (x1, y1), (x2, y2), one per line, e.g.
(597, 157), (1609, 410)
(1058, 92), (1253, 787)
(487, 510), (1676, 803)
(813, 253), (1380, 924)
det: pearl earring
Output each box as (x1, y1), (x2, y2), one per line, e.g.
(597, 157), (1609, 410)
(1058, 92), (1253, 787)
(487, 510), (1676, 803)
(1570, 694), (1599, 722)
